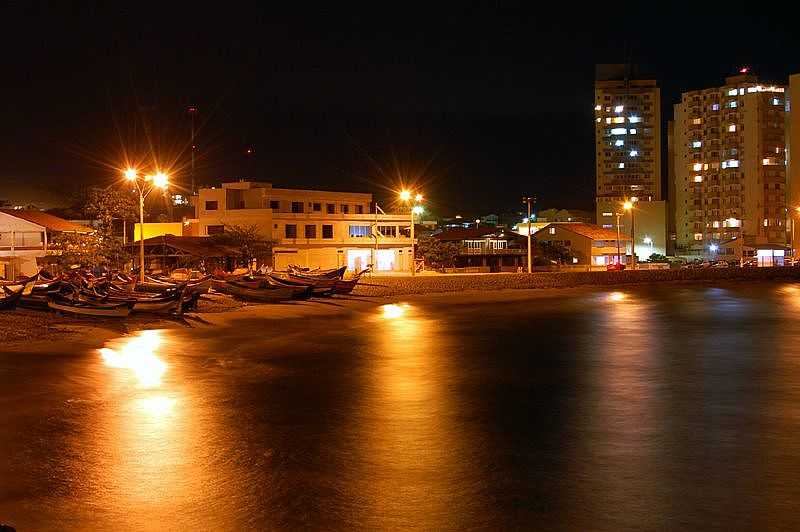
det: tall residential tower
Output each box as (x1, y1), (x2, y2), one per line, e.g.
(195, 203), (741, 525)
(594, 65), (666, 261)
(673, 72), (788, 258)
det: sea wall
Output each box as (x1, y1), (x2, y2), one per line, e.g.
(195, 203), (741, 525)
(352, 267), (800, 297)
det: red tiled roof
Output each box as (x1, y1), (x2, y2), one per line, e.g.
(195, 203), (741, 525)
(538, 223), (629, 241)
(0, 209), (94, 233)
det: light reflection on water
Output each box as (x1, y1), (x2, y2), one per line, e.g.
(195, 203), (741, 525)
(6, 283), (800, 529)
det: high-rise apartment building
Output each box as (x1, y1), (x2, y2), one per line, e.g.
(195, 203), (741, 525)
(594, 65), (662, 203)
(594, 65), (665, 261)
(673, 73), (788, 257)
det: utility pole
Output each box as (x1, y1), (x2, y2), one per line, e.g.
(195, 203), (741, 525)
(188, 106), (197, 194)
(522, 196), (536, 273)
(615, 212), (622, 266)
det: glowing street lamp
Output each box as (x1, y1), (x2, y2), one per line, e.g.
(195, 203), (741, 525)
(399, 189), (424, 275)
(124, 168), (169, 283)
(623, 197), (638, 269)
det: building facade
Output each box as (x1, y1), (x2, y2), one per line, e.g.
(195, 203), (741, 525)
(195, 181), (413, 272)
(673, 73), (789, 257)
(433, 227), (527, 272)
(534, 223), (631, 268)
(595, 64), (662, 205)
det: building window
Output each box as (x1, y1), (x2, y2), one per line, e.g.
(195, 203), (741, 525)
(341, 204), (350, 214)
(629, 116), (642, 123)
(612, 116), (625, 124)
(270, 200), (280, 210)
(291, 202), (304, 213)
(378, 225), (397, 237)
(356, 205), (364, 214)
(326, 203), (335, 214)
(322, 224), (333, 239)
(349, 225), (371, 238)
(618, 163), (625, 169)
(692, 118), (702, 125)
(692, 141), (702, 148)
(694, 233), (703, 241)
(711, 103), (720, 111)
(629, 150), (638, 157)
(207, 225), (224, 235)
(313, 203), (321, 212)
(285, 224), (297, 238)
(694, 176), (703, 183)
(629, 128), (637, 135)
(304, 224), (316, 239)
(610, 127), (627, 135)
(728, 88), (738, 96)
(614, 105), (624, 113)
(614, 139), (624, 147)
(205, 200), (218, 211)
(728, 124), (737, 132)
(549, 227), (556, 235)
(693, 163), (703, 171)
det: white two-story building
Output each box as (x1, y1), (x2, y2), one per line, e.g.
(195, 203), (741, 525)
(193, 181), (414, 272)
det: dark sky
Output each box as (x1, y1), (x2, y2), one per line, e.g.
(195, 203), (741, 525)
(2, 5), (799, 216)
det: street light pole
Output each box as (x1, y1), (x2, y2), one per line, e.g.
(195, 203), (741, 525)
(125, 168), (169, 283)
(523, 196), (535, 273)
(615, 212), (622, 266)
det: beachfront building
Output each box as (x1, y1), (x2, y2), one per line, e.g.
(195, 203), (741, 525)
(433, 227), (527, 272)
(673, 71), (790, 259)
(534, 222), (631, 268)
(0, 209), (93, 279)
(194, 181), (413, 272)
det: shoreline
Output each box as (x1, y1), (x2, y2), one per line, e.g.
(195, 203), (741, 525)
(4, 276), (800, 352)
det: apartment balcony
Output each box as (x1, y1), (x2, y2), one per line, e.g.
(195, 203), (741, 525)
(459, 247), (526, 256)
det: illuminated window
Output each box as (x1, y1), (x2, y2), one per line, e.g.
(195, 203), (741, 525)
(602, 212), (613, 217)
(614, 105), (624, 113)
(726, 218), (740, 228)
(739, 88), (745, 95)
(712, 221), (720, 228)
(711, 103), (720, 111)
(549, 227), (556, 235)
(596, 117), (602, 123)
(612, 117), (625, 124)
(614, 139), (624, 147)
(692, 141), (702, 148)
(611, 128), (627, 135)
(618, 163), (625, 169)
(629, 116), (642, 123)
(693, 163), (703, 171)
(728, 124), (737, 132)
(722, 159), (739, 169)
(763, 219), (769, 227)
(772, 98), (781, 106)
(728, 88), (738, 96)
(726, 101), (737, 108)
(694, 175), (703, 183)
(629, 150), (638, 157)
(629, 128), (637, 134)
(694, 233), (703, 241)
(605, 117), (612, 124)
(594, 104), (602, 111)
(602, 224), (613, 229)
(692, 118), (702, 125)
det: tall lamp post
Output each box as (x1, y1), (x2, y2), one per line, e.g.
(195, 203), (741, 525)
(400, 190), (424, 276)
(623, 197), (637, 269)
(124, 168), (169, 283)
(615, 211), (623, 266)
(523, 196), (536, 273)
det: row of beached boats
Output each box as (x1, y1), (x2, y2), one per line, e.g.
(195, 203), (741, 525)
(0, 265), (369, 317)
(0, 270), (210, 317)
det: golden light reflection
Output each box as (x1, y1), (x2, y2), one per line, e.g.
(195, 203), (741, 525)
(138, 395), (177, 418)
(380, 303), (409, 319)
(99, 330), (167, 388)
(607, 291), (626, 302)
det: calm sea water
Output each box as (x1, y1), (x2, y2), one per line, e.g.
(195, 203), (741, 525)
(3, 283), (800, 531)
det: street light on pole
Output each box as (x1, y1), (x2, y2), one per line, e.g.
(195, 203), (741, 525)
(400, 189), (424, 276)
(125, 168), (169, 283)
(623, 197), (637, 269)
(522, 196), (536, 273)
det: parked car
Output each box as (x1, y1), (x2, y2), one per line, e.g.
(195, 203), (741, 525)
(606, 263), (626, 271)
(742, 257), (758, 267)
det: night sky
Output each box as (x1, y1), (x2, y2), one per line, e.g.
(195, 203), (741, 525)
(2, 5), (799, 216)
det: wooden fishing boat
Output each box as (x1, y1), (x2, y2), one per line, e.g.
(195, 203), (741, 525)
(211, 279), (295, 302)
(287, 265), (347, 279)
(271, 274), (334, 296)
(47, 294), (132, 317)
(331, 269), (370, 294)
(0, 284), (25, 310)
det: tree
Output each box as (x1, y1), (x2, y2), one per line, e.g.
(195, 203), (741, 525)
(646, 253), (668, 263)
(533, 241), (573, 266)
(418, 236), (460, 269)
(48, 231), (101, 269)
(83, 187), (138, 267)
(212, 224), (272, 268)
